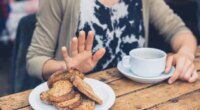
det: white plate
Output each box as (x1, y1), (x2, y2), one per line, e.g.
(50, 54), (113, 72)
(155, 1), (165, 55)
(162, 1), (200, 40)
(29, 78), (116, 110)
(117, 61), (175, 84)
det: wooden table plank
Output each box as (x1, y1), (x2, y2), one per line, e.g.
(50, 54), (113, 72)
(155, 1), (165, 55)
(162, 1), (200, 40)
(0, 91), (31, 110)
(108, 57), (200, 109)
(1, 46), (200, 110)
(0, 68), (122, 110)
(111, 76), (200, 110)
(19, 89), (200, 110)
(108, 78), (152, 97)
(148, 90), (200, 110)
(87, 68), (123, 83)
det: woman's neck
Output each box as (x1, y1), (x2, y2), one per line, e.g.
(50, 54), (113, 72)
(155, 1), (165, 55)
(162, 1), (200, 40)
(99, 0), (119, 7)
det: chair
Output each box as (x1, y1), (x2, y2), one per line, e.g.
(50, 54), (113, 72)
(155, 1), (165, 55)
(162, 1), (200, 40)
(11, 14), (41, 93)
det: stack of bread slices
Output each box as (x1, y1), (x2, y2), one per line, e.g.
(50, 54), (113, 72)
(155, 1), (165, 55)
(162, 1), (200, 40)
(40, 68), (103, 110)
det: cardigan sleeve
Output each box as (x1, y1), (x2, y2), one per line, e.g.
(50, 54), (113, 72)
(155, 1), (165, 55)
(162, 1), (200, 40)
(26, 0), (63, 80)
(149, 0), (193, 42)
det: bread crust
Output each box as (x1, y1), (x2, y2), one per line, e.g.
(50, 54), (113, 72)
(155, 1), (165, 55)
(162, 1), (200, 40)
(55, 93), (82, 108)
(40, 91), (51, 105)
(48, 68), (84, 88)
(48, 70), (66, 88)
(48, 80), (74, 102)
(72, 76), (103, 105)
(74, 98), (95, 110)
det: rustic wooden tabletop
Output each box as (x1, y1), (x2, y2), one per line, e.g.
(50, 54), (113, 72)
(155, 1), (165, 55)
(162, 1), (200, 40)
(1, 47), (200, 110)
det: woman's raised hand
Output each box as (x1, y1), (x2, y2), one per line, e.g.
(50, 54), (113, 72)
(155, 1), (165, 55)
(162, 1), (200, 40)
(61, 31), (106, 73)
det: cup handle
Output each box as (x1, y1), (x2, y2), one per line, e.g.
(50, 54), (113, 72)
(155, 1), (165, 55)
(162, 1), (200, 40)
(122, 56), (131, 69)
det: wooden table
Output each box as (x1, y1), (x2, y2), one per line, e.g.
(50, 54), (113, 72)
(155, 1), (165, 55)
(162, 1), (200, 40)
(1, 47), (200, 110)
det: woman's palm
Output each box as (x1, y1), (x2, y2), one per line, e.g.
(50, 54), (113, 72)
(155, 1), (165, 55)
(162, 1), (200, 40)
(61, 31), (105, 73)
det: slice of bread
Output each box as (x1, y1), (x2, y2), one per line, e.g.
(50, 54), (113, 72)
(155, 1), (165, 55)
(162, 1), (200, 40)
(48, 68), (84, 88)
(67, 68), (84, 79)
(40, 91), (51, 105)
(72, 75), (103, 105)
(57, 108), (70, 110)
(48, 80), (74, 102)
(55, 93), (82, 108)
(56, 99), (82, 110)
(48, 70), (66, 88)
(74, 98), (95, 110)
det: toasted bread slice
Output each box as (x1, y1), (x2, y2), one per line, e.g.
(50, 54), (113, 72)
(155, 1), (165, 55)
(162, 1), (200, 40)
(56, 98), (95, 110)
(40, 91), (51, 105)
(57, 107), (70, 110)
(56, 98), (82, 110)
(57, 108), (70, 110)
(56, 99), (82, 110)
(72, 76), (103, 105)
(68, 68), (84, 79)
(48, 80), (74, 102)
(74, 98), (95, 110)
(55, 93), (82, 108)
(48, 68), (84, 88)
(48, 70), (66, 88)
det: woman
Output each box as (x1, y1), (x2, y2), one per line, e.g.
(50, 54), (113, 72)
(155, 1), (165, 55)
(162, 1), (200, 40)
(27, 0), (198, 84)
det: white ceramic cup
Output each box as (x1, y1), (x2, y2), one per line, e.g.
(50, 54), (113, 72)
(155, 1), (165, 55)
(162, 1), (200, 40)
(122, 48), (167, 77)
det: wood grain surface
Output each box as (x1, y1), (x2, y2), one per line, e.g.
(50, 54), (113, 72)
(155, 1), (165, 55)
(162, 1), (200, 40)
(1, 47), (200, 110)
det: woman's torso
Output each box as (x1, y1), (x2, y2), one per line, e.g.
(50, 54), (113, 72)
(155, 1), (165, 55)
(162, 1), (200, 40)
(75, 0), (145, 72)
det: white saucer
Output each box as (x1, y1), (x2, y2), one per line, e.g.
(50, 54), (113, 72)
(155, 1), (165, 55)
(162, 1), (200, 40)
(117, 61), (175, 84)
(29, 78), (116, 110)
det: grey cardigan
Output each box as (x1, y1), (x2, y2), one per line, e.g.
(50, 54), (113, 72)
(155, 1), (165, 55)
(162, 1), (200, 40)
(27, 0), (192, 79)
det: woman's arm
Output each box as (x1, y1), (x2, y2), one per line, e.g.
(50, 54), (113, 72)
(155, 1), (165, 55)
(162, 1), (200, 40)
(42, 31), (106, 80)
(26, 0), (63, 80)
(27, 0), (105, 80)
(166, 33), (198, 84)
(149, 0), (192, 42)
(171, 33), (197, 57)
(149, 0), (198, 83)
(42, 60), (66, 80)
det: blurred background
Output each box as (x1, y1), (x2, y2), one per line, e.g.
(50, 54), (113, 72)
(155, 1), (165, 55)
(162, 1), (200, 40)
(0, 0), (199, 96)
(0, 0), (38, 96)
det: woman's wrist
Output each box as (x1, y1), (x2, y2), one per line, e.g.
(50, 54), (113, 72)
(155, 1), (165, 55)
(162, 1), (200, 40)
(42, 60), (67, 80)
(177, 46), (195, 61)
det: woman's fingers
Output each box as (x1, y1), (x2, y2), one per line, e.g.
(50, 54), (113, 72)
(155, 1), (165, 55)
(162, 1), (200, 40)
(165, 55), (173, 73)
(61, 46), (69, 59)
(180, 64), (194, 80)
(189, 71), (199, 83)
(62, 31), (103, 73)
(71, 51), (92, 67)
(92, 48), (106, 65)
(168, 71), (179, 84)
(61, 46), (70, 69)
(71, 37), (78, 56)
(182, 60), (192, 73)
(168, 57), (185, 84)
(78, 31), (86, 53)
(179, 60), (189, 80)
(180, 59), (192, 79)
(86, 31), (94, 51)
